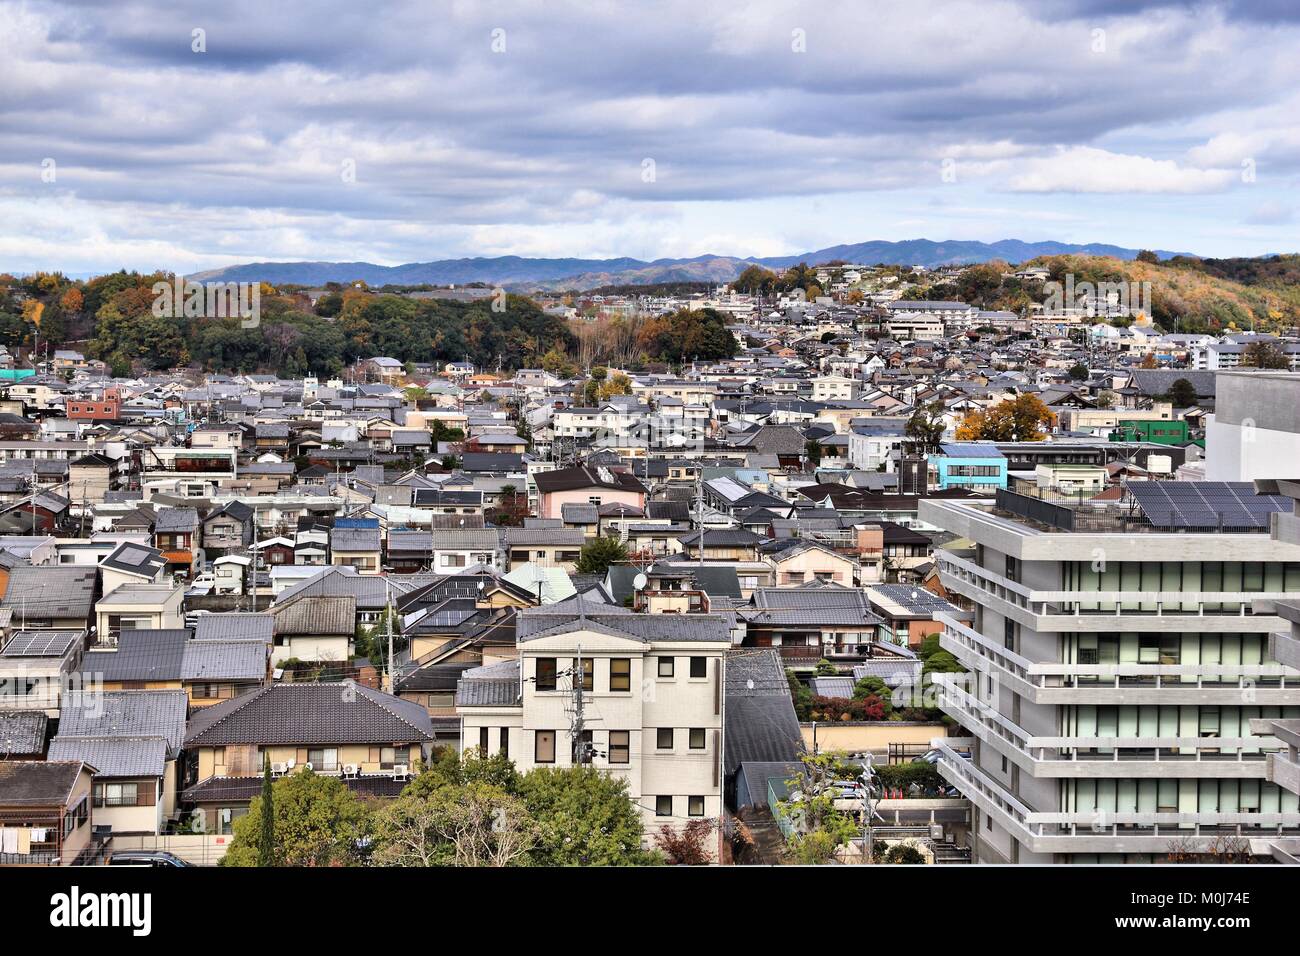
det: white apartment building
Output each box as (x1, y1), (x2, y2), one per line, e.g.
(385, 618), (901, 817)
(455, 601), (730, 855)
(920, 485), (1300, 864)
(1205, 372), (1300, 482)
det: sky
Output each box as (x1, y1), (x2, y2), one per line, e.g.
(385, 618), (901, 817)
(2, 0), (1299, 275)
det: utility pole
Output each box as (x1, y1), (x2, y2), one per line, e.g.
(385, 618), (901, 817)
(570, 643), (585, 765)
(694, 472), (705, 568)
(860, 753), (876, 864)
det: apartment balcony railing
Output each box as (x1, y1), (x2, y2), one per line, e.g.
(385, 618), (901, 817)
(935, 741), (1300, 854)
(935, 675), (1277, 778)
(937, 550), (1294, 624)
(937, 614), (1300, 705)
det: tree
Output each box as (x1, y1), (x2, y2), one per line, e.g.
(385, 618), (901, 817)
(1166, 377), (1197, 408)
(1067, 362), (1089, 381)
(904, 400), (948, 453)
(518, 766), (659, 866)
(573, 536), (629, 575)
(804, 438), (823, 466)
(955, 394), (1056, 442)
(1241, 341), (1290, 369)
(221, 769), (370, 867)
(1094, 389), (1115, 409)
(884, 842), (925, 864)
(1136, 249), (1160, 264)
(654, 819), (716, 865)
(258, 755), (276, 867)
(731, 265), (778, 295)
(371, 781), (537, 867)
(777, 751), (860, 864)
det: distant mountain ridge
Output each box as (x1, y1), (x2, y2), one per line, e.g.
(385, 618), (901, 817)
(188, 238), (1196, 290)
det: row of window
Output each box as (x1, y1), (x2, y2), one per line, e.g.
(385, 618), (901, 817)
(535, 655), (708, 693)
(479, 728), (712, 764)
(655, 795), (707, 817)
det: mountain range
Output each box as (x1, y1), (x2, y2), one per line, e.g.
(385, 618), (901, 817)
(188, 238), (1196, 291)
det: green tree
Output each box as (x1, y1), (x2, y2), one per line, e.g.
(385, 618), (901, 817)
(258, 755), (276, 867)
(371, 781), (537, 867)
(1166, 377), (1197, 408)
(904, 400), (948, 453)
(731, 265), (778, 295)
(777, 751), (860, 864)
(221, 769), (370, 867)
(1067, 362), (1089, 381)
(573, 536), (629, 575)
(518, 766), (659, 866)
(1241, 341), (1289, 369)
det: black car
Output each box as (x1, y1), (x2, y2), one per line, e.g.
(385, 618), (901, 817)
(107, 851), (191, 867)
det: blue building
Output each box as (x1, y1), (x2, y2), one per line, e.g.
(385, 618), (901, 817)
(928, 442), (1008, 492)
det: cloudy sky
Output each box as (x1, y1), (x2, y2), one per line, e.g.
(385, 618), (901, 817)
(2, 0), (1299, 275)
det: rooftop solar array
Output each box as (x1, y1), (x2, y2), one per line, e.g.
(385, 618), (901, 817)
(940, 442), (1003, 458)
(1128, 481), (1289, 531)
(1, 630), (81, 657)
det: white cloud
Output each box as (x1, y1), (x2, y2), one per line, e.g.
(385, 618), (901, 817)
(1008, 146), (1237, 194)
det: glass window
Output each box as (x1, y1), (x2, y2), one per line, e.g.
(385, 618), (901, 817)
(688, 796), (705, 817)
(689, 656), (708, 679)
(610, 658), (631, 692)
(655, 795), (672, 817)
(689, 728), (706, 749)
(536, 658), (557, 692)
(535, 730), (556, 764)
(657, 657), (675, 678)
(308, 748), (338, 771)
(572, 657), (594, 692)
(609, 731), (630, 764)
(657, 728), (674, 750)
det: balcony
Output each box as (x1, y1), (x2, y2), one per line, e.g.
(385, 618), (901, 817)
(938, 614), (1300, 705)
(936, 675), (1277, 779)
(936, 550), (1294, 635)
(935, 741), (1300, 854)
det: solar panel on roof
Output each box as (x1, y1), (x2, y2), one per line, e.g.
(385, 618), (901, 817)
(1128, 481), (1288, 530)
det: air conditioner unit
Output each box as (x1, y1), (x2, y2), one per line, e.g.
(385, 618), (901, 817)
(342, 763), (359, 778)
(930, 824), (945, 842)
(392, 763), (410, 781)
(270, 762), (288, 777)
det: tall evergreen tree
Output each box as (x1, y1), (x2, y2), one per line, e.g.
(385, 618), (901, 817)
(258, 755), (275, 867)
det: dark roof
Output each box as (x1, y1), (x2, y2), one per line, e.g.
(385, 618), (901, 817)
(394, 661), (476, 693)
(1, 566), (96, 621)
(183, 682), (435, 746)
(454, 659), (522, 706)
(57, 689), (187, 754)
(724, 650), (803, 775)
(460, 452), (524, 472)
(516, 605), (732, 643)
(0, 711), (48, 755)
(88, 629), (189, 682)
(100, 542), (167, 578)
(533, 465), (647, 496)
(48, 736), (170, 778)
(182, 773), (408, 804)
(0, 761), (87, 806)
(193, 612), (274, 643)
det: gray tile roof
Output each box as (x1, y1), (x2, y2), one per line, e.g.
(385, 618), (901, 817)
(181, 640), (268, 682)
(0, 761), (86, 805)
(153, 507), (200, 533)
(0, 711), (48, 755)
(184, 682), (434, 746)
(502, 527), (586, 546)
(454, 660), (521, 707)
(57, 689), (187, 754)
(48, 735), (170, 778)
(193, 612), (274, 642)
(724, 649), (803, 775)
(331, 527), (381, 552)
(86, 629), (189, 681)
(272, 594), (355, 636)
(516, 606), (732, 643)
(1, 566), (95, 621)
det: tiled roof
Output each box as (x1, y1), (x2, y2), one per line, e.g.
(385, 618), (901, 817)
(87, 629), (189, 681)
(0, 711), (48, 755)
(454, 659), (521, 707)
(183, 682), (434, 746)
(193, 612), (274, 643)
(1, 566), (96, 620)
(181, 640), (268, 682)
(0, 761), (86, 805)
(271, 594), (355, 636)
(48, 735), (169, 778)
(516, 606), (732, 643)
(58, 689), (187, 753)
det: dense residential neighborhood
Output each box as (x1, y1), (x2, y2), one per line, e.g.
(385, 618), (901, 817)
(1, 262), (1299, 870)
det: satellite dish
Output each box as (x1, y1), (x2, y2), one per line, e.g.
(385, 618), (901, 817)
(632, 573), (648, 591)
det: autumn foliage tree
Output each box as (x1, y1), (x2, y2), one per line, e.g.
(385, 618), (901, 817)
(955, 394), (1056, 442)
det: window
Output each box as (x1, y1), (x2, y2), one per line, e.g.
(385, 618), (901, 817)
(479, 726), (489, 757)
(1003, 619), (1018, 651)
(657, 728), (674, 750)
(535, 730), (556, 764)
(658, 657), (675, 678)
(499, 727), (509, 758)
(689, 728), (706, 750)
(536, 658), (557, 692)
(308, 748), (338, 771)
(380, 746), (396, 770)
(689, 656), (708, 679)
(95, 782), (140, 807)
(655, 795), (673, 817)
(609, 731), (630, 764)
(572, 657), (594, 692)
(579, 729), (594, 764)
(688, 796), (705, 817)
(610, 658), (631, 692)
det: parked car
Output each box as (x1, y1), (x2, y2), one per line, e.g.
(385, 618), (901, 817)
(107, 850), (191, 867)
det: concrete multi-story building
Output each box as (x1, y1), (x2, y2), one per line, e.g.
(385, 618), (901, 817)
(1205, 372), (1300, 482)
(920, 483), (1300, 864)
(455, 599), (730, 854)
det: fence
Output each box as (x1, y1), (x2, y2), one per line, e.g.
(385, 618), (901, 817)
(109, 833), (233, 866)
